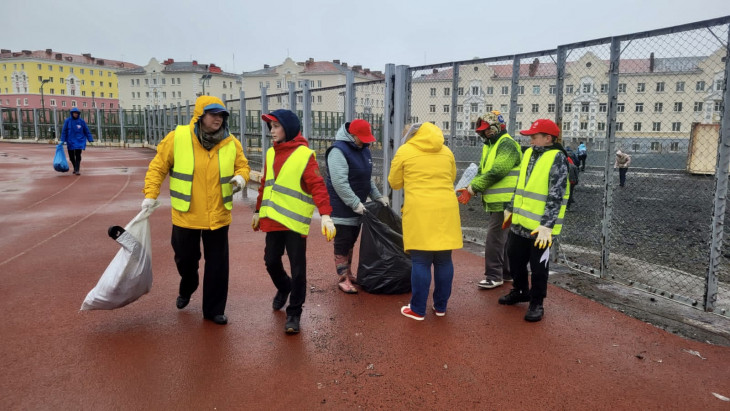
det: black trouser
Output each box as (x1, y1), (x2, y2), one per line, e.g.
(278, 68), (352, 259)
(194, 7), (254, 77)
(333, 224), (361, 255)
(567, 184), (576, 206)
(619, 167), (628, 187)
(171, 225), (229, 318)
(578, 154), (587, 171)
(67, 148), (82, 172)
(507, 231), (549, 301)
(264, 231), (307, 317)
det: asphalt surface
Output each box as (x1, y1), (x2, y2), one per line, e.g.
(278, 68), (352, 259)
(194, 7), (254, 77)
(1, 142), (729, 410)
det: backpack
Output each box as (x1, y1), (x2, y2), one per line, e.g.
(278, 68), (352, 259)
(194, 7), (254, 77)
(567, 158), (579, 185)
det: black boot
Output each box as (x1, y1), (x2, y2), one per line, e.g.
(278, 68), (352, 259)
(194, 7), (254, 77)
(525, 299), (544, 322)
(272, 288), (291, 311)
(285, 316), (300, 334)
(498, 288), (530, 305)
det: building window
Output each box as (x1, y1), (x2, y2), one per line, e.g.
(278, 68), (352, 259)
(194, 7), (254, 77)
(670, 142), (679, 152)
(533, 85), (540, 95)
(676, 81), (685, 92)
(652, 122), (661, 131)
(429, 105), (436, 113)
(71, 100), (77, 107)
(600, 83), (608, 93)
(50, 99), (56, 106)
(581, 103), (590, 113)
(472, 86), (480, 95)
(430, 88), (436, 96)
(635, 103), (644, 113)
(531, 104), (539, 113)
(654, 102), (663, 113)
(131, 79), (134, 86)
(580, 122), (588, 130)
(318, 80), (322, 87)
(563, 122), (571, 131)
(615, 122), (623, 131)
(673, 102), (683, 112)
(486, 86), (494, 95)
(716, 101), (722, 111)
(694, 102), (703, 112)
(547, 103), (556, 113)
(470, 103), (478, 112)
(456, 105), (463, 113)
(565, 84), (574, 94)
(633, 122), (642, 131)
(442, 121), (450, 130)
(444, 87), (450, 96)
(599, 103), (607, 112)
(564, 103), (572, 112)
(485, 104), (493, 112)
(632, 143), (640, 151)
(458, 87), (464, 96)
(516, 104), (523, 113)
(457, 122), (463, 130)
(618, 83), (626, 93)
(549, 85), (556, 95)
(583, 83), (591, 93)
(515, 122), (522, 130)
(650, 142), (660, 152)
(616, 103), (624, 113)
(598, 122), (606, 131)
(656, 82), (665, 92)
(62, 101), (67, 107)
(500, 104), (508, 112)
(297, 95), (303, 103)
(500, 86), (509, 95)
(637, 83), (645, 92)
(696, 81), (705, 91)
(443, 105), (450, 113)
(672, 122), (681, 131)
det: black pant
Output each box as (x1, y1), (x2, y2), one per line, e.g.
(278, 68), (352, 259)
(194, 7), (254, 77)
(507, 231), (549, 301)
(264, 231), (307, 317)
(333, 224), (361, 255)
(578, 154), (587, 171)
(171, 225), (229, 318)
(619, 167), (628, 187)
(567, 183), (576, 206)
(67, 148), (82, 172)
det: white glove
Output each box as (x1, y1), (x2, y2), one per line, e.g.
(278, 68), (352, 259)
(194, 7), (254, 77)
(467, 185), (475, 196)
(321, 215), (336, 241)
(377, 197), (389, 207)
(531, 225), (553, 249)
(141, 198), (159, 210)
(229, 175), (245, 194)
(251, 213), (260, 231)
(353, 203), (366, 215)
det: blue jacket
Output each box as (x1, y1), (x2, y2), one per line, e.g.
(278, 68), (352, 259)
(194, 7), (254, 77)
(61, 108), (93, 150)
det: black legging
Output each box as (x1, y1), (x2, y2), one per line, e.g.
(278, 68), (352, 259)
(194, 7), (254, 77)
(67, 148), (82, 172)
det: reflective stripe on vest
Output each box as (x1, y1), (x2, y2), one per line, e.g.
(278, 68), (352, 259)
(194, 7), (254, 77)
(511, 148), (569, 235)
(169, 125), (236, 212)
(259, 146), (316, 235)
(480, 133), (522, 205)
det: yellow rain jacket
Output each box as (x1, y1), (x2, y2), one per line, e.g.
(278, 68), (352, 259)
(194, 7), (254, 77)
(388, 122), (463, 252)
(143, 96), (250, 230)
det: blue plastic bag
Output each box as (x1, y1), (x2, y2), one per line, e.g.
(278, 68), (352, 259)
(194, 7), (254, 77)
(53, 144), (69, 172)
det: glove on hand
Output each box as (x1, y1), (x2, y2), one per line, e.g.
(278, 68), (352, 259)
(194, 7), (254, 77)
(353, 203), (366, 215)
(229, 175), (245, 194)
(141, 198), (159, 210)
(502, 210), (512, 230)
(377, 197), (390, 207)
(251, 213), (260, 231)
(531, 225), (553, 249)
(456, 188), (472, 205)
(321, 215), (336, 242)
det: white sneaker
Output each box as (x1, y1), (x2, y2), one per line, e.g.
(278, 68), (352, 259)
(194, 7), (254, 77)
(432, 305), (446, 317)
(478, 279), (504, 289)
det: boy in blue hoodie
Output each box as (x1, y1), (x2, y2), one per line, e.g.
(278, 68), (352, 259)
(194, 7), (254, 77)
(61, 107), (94, 175)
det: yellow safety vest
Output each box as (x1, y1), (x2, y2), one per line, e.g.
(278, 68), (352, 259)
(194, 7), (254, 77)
(512, 147), (569, 235)
(259, 146), (316, 235)
(169, 125), (236, 212)
(480, 133), (522, 206)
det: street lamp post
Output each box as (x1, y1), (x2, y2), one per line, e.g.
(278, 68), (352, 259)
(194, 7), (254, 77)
(40, 78), (50, 112)
(200, 74), (212, 96)
(92, 91), (95, 108)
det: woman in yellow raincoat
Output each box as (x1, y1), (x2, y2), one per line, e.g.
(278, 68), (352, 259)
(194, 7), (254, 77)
(388, 122), (463, 320)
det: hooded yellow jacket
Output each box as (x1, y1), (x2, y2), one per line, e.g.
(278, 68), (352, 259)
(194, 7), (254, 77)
(143, 96), (250, 230)
(387, 122), (463, 252)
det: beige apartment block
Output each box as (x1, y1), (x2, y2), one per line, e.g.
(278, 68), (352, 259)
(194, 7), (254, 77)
(116, 58), (241, 110)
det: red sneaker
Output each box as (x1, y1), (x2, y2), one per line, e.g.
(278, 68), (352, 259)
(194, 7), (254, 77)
(400, 305), (424, 321)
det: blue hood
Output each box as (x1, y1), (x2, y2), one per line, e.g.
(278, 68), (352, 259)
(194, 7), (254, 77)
(269, 109), (301, 141)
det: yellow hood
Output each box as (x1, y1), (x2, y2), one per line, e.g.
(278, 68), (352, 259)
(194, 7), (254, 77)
(406, 122), (444, 153)
(190, 95), (227, 127)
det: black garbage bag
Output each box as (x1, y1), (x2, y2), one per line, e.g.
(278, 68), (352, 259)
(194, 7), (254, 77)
(357, 201), (411, 294)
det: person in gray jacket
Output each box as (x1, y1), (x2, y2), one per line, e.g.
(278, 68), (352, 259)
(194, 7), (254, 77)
(325, 119), (389, 293)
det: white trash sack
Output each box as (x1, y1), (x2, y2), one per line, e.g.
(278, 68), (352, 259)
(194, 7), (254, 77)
(81, 206), (157, 310)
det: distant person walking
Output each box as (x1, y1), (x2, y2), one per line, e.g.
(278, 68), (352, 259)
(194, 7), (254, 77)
(61, 107), (93, 175)
(615, 149), (631, 187)
(577, 141), (587, 171)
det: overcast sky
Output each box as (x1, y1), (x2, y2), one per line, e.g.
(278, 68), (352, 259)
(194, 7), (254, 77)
(4, 0), (730, 73)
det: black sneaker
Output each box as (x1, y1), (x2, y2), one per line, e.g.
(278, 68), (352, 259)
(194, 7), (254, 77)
(176, 295), (190, 309)
(498, 288), (530, 305)
(272, 289), (291, 311)
(285, 316), (300, 334)
(525, 301), (544, 322)
(204, 314), (228, 325)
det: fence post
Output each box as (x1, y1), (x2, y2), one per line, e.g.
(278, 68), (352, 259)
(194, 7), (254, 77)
(600, 37), (622, 280)
(303, 82), (312, 139)
(53, 108), (58, 142)
(705, 26), (730, 313)
(96, 108), (102, 143)
(120, 108), (126, 145)
(391, 65), (410, 216)
(260, 87), (269, 171)
(288, 82), (296, 112)
(345, 70), (355, 122)
(239, 90), (247, 151)
(17, 107), (22, 140)
(382, 64), (396, 199)
(33, 109), (39, 140)
(555, 46), (567, 138)
(507, 56), (520, 136)
(186, 100), (191, 124)
(0, 107), (4, 139)
(449, 63), (459, 146)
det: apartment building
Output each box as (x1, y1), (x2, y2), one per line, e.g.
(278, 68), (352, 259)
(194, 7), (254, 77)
(0, 49), (138, 110)
(242, 57), (385, 114)
(116, 58), (241, 109)
(412, 49), (726, 152)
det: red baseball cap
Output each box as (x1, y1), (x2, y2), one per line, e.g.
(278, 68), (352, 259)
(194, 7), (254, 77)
(520, 119), (560, 137)
(261, 113), (278, 123)
(348, 119), (376, 143)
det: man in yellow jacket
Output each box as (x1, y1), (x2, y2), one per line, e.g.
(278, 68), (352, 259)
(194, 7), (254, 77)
(142, 96), (250, 325)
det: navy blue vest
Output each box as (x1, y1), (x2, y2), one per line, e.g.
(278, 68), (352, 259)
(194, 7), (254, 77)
(325, 140), (373, 218)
